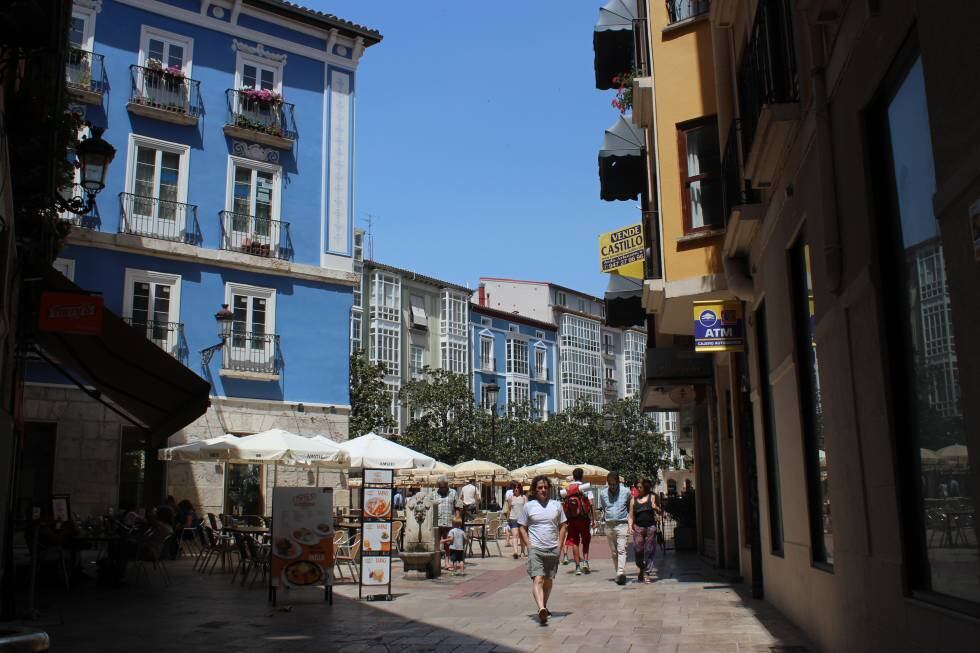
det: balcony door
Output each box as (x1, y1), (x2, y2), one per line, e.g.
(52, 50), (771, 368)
(126, 136), (188, 240)
(226, 284), (276, 373)
(227, 160), (280, 257)
(66, 9), (94, 89)
(123, 269), (181, 358)
(236, 58), (283, 132)
(139, 28), (193, 111)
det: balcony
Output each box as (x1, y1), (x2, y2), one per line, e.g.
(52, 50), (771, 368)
(127, 65), (202, 126)
(65, 48), (106, 104)
(219, 210), (292, 260)
(223, 89), (296, 150)
(720, 119), (762, 256)
(123, 317), (187, 365)
(666, 0), (711, 25)
(593, 0), (637, 90)
(604, 378), (619, 394)
(221, 332), (282, 379)
(59, 184), (101, 230)
(738, 0), (799, 188)
(119, 193), (203, 245)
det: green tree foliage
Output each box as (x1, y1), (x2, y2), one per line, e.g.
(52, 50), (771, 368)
(398, 367), (484, 463)
(348, 349), (395, 438)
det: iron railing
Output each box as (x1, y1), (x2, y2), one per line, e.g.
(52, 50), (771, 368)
(65, 48), (107, 96)
(721, 119), (760, 224)
(129, 64), (202, 119)
(59, 184), (101, 230)
(225, 89), (297, 141)
(123, 317), (187, 364)
(737, 0), (799, 162)
(218, 210), (292, 260)
(223, 332), (282, 375)
(119, 193), (202, 245)
(666, 0), (711, 24)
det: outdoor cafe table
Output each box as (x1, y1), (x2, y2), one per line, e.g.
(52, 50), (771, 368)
(464, 521), (488, 558)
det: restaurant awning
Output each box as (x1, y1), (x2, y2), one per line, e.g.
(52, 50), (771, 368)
(593, 0), (637, 90)
(33, 269), (211, 446)
(599, 115), (646, 201)
(604, 272), (645, 328)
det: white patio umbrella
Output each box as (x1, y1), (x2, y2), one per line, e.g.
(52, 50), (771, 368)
(511, 459), (576, 481)
(450, 459), (510, 480)
(339, 432), (436, 471)
(197, 428), (350, 468)
(157, 434), (237, 461)
(937, 444), (969, 468)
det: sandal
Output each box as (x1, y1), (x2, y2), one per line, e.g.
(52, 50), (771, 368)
(538, 608), (548, 625)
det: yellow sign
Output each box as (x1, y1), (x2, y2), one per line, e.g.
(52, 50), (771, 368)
(693, 300), (744, 352)
(599, 223), (644, 279)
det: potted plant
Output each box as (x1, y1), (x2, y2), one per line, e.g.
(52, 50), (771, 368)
(611, 70), (636, 114)
(665, 489), (697, 551)
(240, 87), (283, 108)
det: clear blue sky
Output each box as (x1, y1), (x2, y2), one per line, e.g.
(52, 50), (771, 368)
(311, 1), (638, 297)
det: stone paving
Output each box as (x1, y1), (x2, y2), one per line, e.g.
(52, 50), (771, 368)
(16, 539), (814, 652)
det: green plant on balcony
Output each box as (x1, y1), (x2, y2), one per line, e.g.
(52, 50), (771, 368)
(611, 70), (636, 114)
(234, 114), (284, 138)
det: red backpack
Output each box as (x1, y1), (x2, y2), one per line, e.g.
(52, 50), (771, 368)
(564, 492), (592, 520)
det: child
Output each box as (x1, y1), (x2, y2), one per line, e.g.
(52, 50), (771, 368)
(441, 517), (467, 575)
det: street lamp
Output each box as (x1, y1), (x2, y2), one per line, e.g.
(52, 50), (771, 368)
(200, 304), (236, 367)
(485, 381), (500, 448)
(57, 125), (117, 216)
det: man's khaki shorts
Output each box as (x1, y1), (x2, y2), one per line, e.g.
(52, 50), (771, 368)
(527, 546), (560, 579)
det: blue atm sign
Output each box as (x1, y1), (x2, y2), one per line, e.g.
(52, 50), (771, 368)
(693, 300), (744, 353)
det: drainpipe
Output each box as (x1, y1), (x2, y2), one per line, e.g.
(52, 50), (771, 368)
(812, 65), (843, 293)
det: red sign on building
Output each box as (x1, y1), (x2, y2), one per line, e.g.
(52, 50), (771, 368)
(38, 292), (104, 335)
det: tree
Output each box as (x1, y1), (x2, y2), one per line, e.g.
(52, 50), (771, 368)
(348, 349), (395, 437)
(398, 367), (482, 463)
(600, 398), (671, 484)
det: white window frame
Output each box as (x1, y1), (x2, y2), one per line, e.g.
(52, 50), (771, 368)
(224, 282), (277, 368)
(369, 323), (400, 376)
(235, 49), (283, 94)
(480, 384), (497, 413)
(349, 309), (362, 355)
(370, 272), (401, 323)
(480, 335), (495, 372)
(410, 344), (426, 379)
(70, 5), (97, 52)
(506, 379), (530, 414)
(534, 392), (549, 421)
(138, 25), (194, 76)
(123, 268), (182, 356)
(53, 258), (75, 282)
(534, 343), (548, 381)
(506, 338), (529, 376)
(556, 291), (567, 307)
(409, 294), (428, 329)
(124, 134), (191, 234)
(225, 155), (282, 219)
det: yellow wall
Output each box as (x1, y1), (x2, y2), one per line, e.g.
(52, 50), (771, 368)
(648, 8), (723, 283)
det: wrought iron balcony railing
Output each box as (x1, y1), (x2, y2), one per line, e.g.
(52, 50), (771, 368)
(59, 184), (101, 230)
(219, 210), (292, 260)
(225, 89), (297, 142)
(65, 48), (107, 99)
(737, 0), (799, 162)
(119, 193), (202, 245)
(666, 0), (711, 24)
(721, 119), (760, 225)
(129, 64), (202, 121)
(223, 332), (282, 375)
(123, 317), (188, 364)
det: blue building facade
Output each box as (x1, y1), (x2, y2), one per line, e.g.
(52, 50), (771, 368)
(22, 0), (380, 517)
(470, 305), (557, 420)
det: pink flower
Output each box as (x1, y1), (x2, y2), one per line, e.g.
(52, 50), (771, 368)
(612, 75), (620, 85)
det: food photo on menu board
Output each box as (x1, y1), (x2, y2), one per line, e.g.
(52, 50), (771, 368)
(363, 522), (392, 553)
(270, 488), (335, 589)
(361, 556), (390, 586)
(362, 488), (392, 520)
(363, 469), (393, 485)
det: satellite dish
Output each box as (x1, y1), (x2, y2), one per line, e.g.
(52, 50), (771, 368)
(669, 386), (695, 406)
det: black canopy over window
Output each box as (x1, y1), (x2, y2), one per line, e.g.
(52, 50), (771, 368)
(599, 115), (646, 201)
(593, 0), (637, 90)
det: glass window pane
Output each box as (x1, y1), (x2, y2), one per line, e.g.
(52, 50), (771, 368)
(232, 295), (248, 347)
(148, 39), (165, 63)
(242, 64), (257, 89)
(233, 167), (252, 222)
(151, 283), (170, 339)
(134, 146), (156, 199)
(260, 69), (274, 90)
(69, 17), (85, 48)
(167, 44), (183, 70)
(885, 57), (973, 602)
(131, 282), (150, 326)
(158, 152), (180, 221)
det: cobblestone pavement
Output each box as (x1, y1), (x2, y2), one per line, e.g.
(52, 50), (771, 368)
(17, 539), (814, 652)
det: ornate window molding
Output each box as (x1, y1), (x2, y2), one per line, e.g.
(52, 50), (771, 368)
(231, 39), (287, 64)
(231, 140), (281, 164)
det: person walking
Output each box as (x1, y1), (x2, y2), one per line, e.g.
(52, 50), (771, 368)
(597, 471), (632, 585)
(518, 475), (567, 625)
(561, 468), (595, 575)
(629, 478), (660, 584)
(505, 482), (528, 559)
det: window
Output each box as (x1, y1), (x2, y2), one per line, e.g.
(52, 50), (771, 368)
(369, 324), (400, 376)
(561, 314), (601, 352)
(480, 336), (494, 371)
(577, 297), (586, 312)
(481, 317), (491, 327)
(410, 345), (426, 379)
(124, 136), (189, 239)
(875, 54), (973, 606)
(506, 339), (529, 376)
(225, 157), (282, 254)
(556, 291), (566, 307)
(624, 331), (644, 397)
(380, 381), (400, 435)
(535, 330), (545, 339)
(66, 7), (97, 92)
(52, 258), (75, 282)
(480, 384), (498, 413)
(790, 231), (831, 566)
(440, 290), (468, 374)
(534, 393), (549, 421)
(225, 283), (276, 373)
(605, 366), (614, 381)
(560, 314), (603, 411)
(508, 325), (519, 333)
(123, 269), (181, 357)
(226, 459), (264, 515)
(602, 333), (615, 356)
(409, 294), (427, 329)
(140, 27), (192, 74)
(369, 272), (400, 322)
(440, 340), (467, 375)
(534, 346), (547, 381)
(678, 117), (723, 232)
(236, 49), (282, 94)
(349, 309), (362, 355)
(506, 379), (530, 414)
(440, 291), (468, 337)
(755, 302), (783, 554)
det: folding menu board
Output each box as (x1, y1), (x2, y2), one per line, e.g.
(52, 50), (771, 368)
(359, 469), (394, 600)
(270, 487), (334, 606)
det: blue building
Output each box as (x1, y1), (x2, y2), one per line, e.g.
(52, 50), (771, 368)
(22, 0), (381, 517)
(470, 304), (557, 421)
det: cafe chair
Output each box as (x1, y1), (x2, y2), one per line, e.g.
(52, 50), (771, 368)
(390, 521), (403, 554)
(132, 531), (173, 587)
(483, 518), (503, 556)
(334, 537), (360, 581)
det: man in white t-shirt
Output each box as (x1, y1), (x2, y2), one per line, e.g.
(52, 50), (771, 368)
(518, 475), (567, 625)
(460, 478), (480, 520)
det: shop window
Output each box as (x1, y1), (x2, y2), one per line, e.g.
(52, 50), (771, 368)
(226, 462), (264, 517)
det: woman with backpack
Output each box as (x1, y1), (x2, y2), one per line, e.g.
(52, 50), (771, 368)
(628, 477), (661, 583)
(561, 468), (595, 575)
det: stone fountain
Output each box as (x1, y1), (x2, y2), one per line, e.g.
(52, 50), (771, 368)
(399, 491), (441, 578)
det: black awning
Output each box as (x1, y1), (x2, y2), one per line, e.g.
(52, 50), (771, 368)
(604, 273), (645, 328)
(34, 269), (211, 446)
(599, 115), (646, 201)
(593, 0), (637, 90)
(645, 348), (714, 387)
